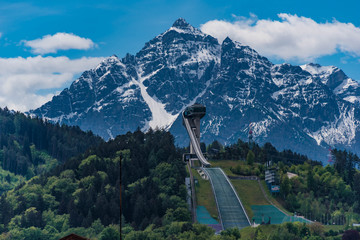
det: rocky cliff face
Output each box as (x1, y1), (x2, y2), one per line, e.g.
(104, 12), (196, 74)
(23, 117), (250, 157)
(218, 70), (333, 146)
(30, 18), (360, 162)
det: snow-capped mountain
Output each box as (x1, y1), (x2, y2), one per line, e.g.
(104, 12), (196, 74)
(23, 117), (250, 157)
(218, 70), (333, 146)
(301, 63), (360, 104)
(30, 18), (360, 162)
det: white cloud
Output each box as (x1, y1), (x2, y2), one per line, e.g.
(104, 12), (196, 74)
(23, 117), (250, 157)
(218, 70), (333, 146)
(201, 14), (360, 61)
(0, 56), (105, 111)
(24, 32), (96, 54)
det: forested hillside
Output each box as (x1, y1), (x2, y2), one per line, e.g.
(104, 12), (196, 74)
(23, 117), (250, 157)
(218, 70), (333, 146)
(0, 132), (125, 239)
(277, 149), (360, 225)
(0, 129), (186, 239)
(205, 139), (360, 225)
(120, 129), (189, 229)
(205, 139), (318, 166)
(123, 136), (360, 239)
(0, 107), (103, 193)
(0, 110), (357, 240)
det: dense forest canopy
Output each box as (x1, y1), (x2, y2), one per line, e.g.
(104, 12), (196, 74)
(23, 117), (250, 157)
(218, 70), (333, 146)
(205, 139), (319, 166)
(0, 123), (128, 239)
(120, 129), (189, 229)
(0, 107), (103, 194)
(0, 128), (185, 239)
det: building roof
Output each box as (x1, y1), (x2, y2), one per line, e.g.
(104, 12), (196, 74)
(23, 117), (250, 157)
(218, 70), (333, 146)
(286, 172), (298, 179)
(59, 233), (90, 240)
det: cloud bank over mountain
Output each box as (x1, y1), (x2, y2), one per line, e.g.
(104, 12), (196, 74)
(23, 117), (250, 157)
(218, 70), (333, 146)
(0, 56), (104, 111)
(201, 14), (360, 61)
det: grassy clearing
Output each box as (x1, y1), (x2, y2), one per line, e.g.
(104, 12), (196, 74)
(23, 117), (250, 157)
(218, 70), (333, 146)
(189, 159), (300, 223)
(240, 224), (278, 239)
(209, 159), (264, 178)
(209, 160), (241, 168)
(260, 180), (291, 215)
(209, 160), (292, 216)
(323, 225), (345, 231)
(191, 168), (219, 221)
(209, 160), (243, 176)
(240, 224), (345, 239)
(231, 179), (269, 219)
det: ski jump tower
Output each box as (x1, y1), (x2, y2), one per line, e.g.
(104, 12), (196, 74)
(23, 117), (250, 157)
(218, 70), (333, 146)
(183, 104), (252, 230)
(182, 103), (211, 167)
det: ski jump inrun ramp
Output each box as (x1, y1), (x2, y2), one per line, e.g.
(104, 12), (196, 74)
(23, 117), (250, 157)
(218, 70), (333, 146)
(183, 104), (250, 229)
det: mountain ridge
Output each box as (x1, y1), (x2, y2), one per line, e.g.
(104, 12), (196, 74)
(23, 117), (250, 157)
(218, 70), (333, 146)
(30, 18), (360, 162)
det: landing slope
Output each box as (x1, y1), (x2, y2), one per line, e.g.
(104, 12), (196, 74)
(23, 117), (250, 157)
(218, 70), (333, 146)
(204, 168), (250, 229)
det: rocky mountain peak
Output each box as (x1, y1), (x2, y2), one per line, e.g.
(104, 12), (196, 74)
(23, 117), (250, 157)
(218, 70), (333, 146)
(222, 36), (234, 45)
(172, 18), (191, 29)
(95, 55), (120, 69)
(30, 19), (360, 163)
(167, 18), (206, 37)
(301, 63), (360, 104)
(122, 53), (135, 65)
(308, 63), (322, 68)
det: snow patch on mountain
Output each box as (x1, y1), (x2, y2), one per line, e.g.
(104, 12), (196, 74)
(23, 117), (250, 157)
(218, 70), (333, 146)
(204, 116), (224, 136)
(272, 86), (299, 100)
(44, 112), (77, 125)
(307, 107), (360, 146)
(107, 129), (114, 139)
(299, 77), (313, 85)
(300, 63), (337, 86)
(184, 48), (220, 65)
(301, 63), (360, 104)
(251, 116), (275, 137)
(300, 63), (335, 77)
(135, 68), (178, 131)
(168, 26), (203, 35)
(334, 78), (359, 94)
(160, 18), (207, 40)
(344, 96), (360, 104)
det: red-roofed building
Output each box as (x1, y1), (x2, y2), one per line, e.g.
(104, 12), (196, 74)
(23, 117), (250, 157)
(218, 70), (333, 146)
(59, 233), (90, 240)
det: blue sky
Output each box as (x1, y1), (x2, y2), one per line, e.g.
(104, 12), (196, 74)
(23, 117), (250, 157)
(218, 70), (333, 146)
(0, 0), (360, 111)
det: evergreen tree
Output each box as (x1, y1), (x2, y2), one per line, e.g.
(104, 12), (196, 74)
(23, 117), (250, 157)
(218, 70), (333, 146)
(353, 172), (360, 213)
(246, 150), (255, 165)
